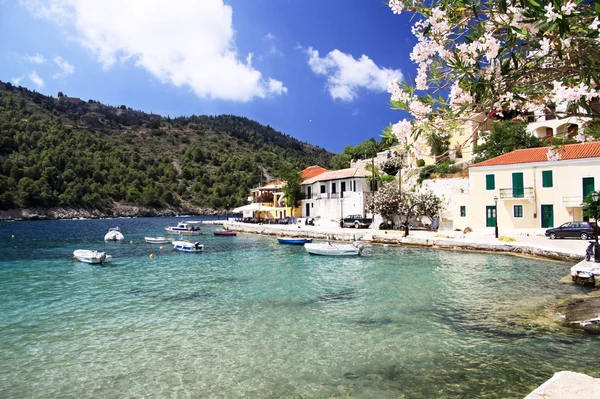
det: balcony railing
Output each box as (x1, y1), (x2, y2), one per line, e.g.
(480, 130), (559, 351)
(499, 187), (535, 200)
(561, 196), (584, 207)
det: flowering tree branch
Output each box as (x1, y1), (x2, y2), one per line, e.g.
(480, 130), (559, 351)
(385, 0), (600, 158)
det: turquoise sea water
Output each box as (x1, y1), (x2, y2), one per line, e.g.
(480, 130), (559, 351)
(0, 217), (599, 398)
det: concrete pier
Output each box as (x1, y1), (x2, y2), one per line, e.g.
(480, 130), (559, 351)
(524, 371), (600, 399)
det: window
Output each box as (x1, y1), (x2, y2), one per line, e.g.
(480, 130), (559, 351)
(514, 205), (523, 218)
(332, 183), (337, 194)
(542, 170), (553, 188)
(486, 174), (495, 190)
(320, 185), (326, 194)
(460, 206), (466, 217)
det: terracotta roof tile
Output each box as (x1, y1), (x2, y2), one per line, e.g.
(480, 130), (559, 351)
(471, 141), (600, 168)
(300, 165), (329, 180)
(301, 165), (371, 185)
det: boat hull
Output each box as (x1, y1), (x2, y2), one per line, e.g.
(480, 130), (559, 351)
(304, 243), (363, 256)
(73, 250), (108, 264)
(172, 241), (204, 252)
(214, 231), (236, 236)
(144, 237), (172, 244)
(277, 237), (312, 245)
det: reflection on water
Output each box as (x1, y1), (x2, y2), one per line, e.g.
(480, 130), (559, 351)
(0, 217), (598, 398)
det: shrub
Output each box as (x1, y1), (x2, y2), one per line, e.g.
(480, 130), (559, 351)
(416, 159), (425, 167)
(434, 160), (462, 175)
(150, 129), (165, 136)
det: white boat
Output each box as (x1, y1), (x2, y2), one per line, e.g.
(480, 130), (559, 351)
(165, 221), (202, 235)
(304, 242), (365, 256)
(104, 227), (124, 241)
(144, 237), (172, 244)
(73, 249), (112, 264)
(172, 240), (204, 252)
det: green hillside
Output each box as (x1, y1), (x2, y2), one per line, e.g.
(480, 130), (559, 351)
(0, 81), (333, 213)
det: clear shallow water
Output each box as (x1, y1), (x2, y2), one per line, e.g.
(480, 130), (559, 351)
(1, 217), (598, 398)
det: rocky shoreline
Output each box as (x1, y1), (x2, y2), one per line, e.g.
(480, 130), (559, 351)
(0, 204), (226, 221)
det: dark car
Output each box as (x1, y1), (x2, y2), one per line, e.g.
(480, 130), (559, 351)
(341, 214), (373, 229)
(545, 221), (598, 240)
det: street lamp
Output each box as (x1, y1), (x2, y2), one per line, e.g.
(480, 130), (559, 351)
(494, 196), (499, 239)
(590, 192), (600, 263)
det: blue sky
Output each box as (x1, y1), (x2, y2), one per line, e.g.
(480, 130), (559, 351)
(0, 0), (417, 153)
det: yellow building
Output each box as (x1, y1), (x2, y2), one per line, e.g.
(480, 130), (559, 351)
(451, 142), (600, 234)
(394, 113), (493, 166)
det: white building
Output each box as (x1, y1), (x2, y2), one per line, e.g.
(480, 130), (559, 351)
(301, 165), (373, 221)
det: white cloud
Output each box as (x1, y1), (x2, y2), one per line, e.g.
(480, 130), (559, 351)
(52, 55), (75, 78)
(29, 71), (44, 88)
(263, 32), (283, 56)
(26, 53), (46, 64)
(12, 75), (25, 85)
(20, 0), (286, 102)
(305, 46), (403, 101)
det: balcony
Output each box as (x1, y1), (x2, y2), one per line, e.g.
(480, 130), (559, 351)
(252, 193), (274, 204)
(499, 187), (535, 200)
(561, 196), (584, 207)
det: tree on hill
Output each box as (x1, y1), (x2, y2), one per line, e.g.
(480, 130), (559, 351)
(473, 121), (542, 162)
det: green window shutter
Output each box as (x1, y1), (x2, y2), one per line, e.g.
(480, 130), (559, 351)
(460, 206), (466, 217)
(514, 205), (523, 218)
(542, 171), (553, 188)
(486, 174), (495, 190)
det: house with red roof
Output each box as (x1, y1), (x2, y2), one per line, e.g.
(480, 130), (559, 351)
(236, 166), (329, 220)
(300, 164), (373, 221)
(450, 142), (600, 234)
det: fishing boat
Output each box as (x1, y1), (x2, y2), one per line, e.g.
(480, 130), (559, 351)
(277, 236), (312, 245)
(73, 249), (112, 264)
(165, 221), (203, 235)
(172, 240), (204, 252)
(304, 242), (364, 256)
(104, 227), (124, 241)
(213, 230), (237, 236)
(144, 237), (172, 244)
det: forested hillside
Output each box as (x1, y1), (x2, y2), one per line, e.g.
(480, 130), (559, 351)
(0, 81), (333, 214)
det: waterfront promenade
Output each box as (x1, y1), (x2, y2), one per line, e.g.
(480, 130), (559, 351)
(208, 219), (589, 263)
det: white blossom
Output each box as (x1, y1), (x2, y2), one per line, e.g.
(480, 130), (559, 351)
(388, 79), (411, 102)
(545, 4), (560, 22)
(389, 0), (405, 15)
(449, 82), (473, 109)
(561, 1), (577, 16)
(409, 98), (432, 118)
(590, 17), (600, 31)
(539, 38), (551, 55)
(392, 119), (413, 144)
(547, 147), (562, 162)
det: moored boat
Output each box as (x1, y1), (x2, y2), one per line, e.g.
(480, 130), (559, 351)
(73, 249), (112, 264)
(277, 237), (313, 245)
(172, 240), (204, 252)
(104, 227), (124, 241)
(144, 237), (172, 244)
(214, 230), (237, 236)
(304, 242), (364, 256)
(165, 221), (203, 235)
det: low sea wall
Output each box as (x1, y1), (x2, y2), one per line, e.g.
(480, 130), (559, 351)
(215, 221), (583, 263)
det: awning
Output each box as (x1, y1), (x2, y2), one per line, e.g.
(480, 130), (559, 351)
(232, 204), (280, 212)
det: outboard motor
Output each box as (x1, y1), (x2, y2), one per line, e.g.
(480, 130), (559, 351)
(585, 241), (600, 262)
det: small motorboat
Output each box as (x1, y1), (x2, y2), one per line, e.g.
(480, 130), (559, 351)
(277, 236), (313, 245)
(214, 230), (237, 236)
(304, 242), (364, 256)
(104, 227), (124, 241)
(144, 237), (172, 244)
(73, 249), (112, 264)
(165, 221), (202, 235)
(173, 240), (204, 252)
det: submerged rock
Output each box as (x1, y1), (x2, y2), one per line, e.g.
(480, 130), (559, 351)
(556, 297), (600, 334)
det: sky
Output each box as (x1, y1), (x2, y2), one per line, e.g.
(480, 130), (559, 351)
(0, 0), (418, 153)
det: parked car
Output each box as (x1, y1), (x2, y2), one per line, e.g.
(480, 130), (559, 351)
(545, 221), (598, 240)
(341, 214), (373, 229)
